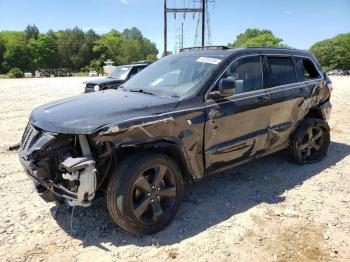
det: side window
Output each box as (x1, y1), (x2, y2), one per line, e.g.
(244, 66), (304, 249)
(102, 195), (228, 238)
(295, 58), (320, 82)
(137, 66), (146, 73)
(266, 57), (296, 87)
(129, 67), (139, 78)
(221, 56), (263, 94)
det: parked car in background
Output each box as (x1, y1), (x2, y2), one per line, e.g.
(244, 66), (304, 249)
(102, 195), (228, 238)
(88, 71), (98, 77)
(37, 68), (72, 77)
(328, 69), (346, 76)
(19, 46), (332, 235)
(84, 63), (150, 93)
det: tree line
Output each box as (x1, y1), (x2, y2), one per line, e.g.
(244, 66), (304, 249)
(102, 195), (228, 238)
(0, 25), (158, 77)
(0, 26), (348, 78)
(228, 28), (350, 72)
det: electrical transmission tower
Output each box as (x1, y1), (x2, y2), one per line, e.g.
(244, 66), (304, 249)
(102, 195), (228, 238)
(164, 0), (214, 56)
(194, 0), (214, 47)
(175, 22), (184, 53)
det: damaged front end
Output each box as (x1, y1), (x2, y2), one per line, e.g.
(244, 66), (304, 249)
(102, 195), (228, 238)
(18, 123), (108, 207)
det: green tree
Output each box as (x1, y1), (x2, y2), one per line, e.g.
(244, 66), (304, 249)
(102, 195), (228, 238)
(0, 37), (5, 73)
(0, 26), (159, 73)
(24, 24), (39, 42)
(0, 31), (31, 72)
(228, 28), (289, 48)
(7, 67), (23, 78)
(93, 28), (157, 65)
(122, 27), (143, 41)
(28, 34), (57, 69)
(92, 29), (123, 65)
(310, 33), (350, 71)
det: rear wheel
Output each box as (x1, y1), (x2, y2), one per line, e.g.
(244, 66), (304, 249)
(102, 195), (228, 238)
(107, 153), (184, 235)
(290, 118), (330, 164)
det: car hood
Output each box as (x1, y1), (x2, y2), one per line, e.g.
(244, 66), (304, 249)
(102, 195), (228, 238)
(85, 77), (123, 86)
(31, 89), (179, 134)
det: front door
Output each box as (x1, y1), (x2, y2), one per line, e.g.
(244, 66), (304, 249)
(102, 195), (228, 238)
(204, 55), (271, 171)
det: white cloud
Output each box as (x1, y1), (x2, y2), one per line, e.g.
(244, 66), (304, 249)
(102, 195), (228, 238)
(120, 0), (128, 4)
(284, 10), (294, 15)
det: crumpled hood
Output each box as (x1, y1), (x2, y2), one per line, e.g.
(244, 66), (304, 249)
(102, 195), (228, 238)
(31, 89), (178, 134)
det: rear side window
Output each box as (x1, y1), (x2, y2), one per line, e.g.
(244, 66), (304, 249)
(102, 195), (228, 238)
(295, 58), (320, 82)
(266, 57), (296, 87)
(221, 56), (263, 93)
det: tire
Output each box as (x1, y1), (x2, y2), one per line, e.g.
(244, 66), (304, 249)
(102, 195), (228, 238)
(107, 152), (184, 235)
(290, 118), (330, 164)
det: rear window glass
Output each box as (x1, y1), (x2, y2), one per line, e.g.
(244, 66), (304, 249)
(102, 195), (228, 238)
(295, 58), (320, 82)
(267, 57), (296, 87)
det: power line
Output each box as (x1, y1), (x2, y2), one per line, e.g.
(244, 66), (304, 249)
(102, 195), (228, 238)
(164, 0), (214, 55)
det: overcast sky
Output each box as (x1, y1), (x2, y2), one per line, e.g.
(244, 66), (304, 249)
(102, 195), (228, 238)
(0, 0), (349, 53)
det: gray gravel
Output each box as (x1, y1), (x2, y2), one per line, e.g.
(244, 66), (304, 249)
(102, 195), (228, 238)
(0, 76), (349, 261)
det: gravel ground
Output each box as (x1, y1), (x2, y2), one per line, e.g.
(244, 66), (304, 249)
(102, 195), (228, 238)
(0, 76), (349, 262)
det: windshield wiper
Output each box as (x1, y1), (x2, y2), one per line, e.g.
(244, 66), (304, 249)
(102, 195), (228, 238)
(128, 89), (156, 96)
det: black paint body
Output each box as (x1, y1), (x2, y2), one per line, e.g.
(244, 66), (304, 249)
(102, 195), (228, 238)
(19, 47), (332, 200)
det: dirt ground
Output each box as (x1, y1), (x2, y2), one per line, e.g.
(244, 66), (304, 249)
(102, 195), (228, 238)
(0, 76), (349, 262)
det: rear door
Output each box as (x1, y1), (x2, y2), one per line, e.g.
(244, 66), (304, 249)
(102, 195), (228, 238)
(263, 56), (306, 149)
(294, 57), (323, 107)
(204, 55), (271, 171)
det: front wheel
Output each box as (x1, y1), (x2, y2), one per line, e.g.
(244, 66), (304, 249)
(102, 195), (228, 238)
(290, 118), (330, 164)
(107, 153), (184, 235)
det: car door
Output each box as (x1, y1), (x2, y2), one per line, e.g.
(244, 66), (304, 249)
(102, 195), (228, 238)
(294, 56), (323, 108)
(263, 55), (313, 150)
(204, 55), (271, 171)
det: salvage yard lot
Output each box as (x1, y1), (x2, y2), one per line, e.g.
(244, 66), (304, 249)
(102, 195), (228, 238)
(0, 77), (349, 261)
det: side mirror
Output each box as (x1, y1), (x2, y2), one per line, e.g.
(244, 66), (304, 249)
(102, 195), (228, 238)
(218, 78), (236, 97)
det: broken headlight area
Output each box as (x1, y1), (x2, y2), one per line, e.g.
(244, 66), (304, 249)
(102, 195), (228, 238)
(19, 123), (112, 207)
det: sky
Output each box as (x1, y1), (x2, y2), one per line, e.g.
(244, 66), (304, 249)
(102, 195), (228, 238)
(0, 0), (349, 54)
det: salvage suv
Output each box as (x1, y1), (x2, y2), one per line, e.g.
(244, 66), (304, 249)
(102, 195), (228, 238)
(19, 46), (332, 235)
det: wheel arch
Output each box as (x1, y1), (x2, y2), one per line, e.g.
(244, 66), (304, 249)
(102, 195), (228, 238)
(115, 140), (195, 183)
(305, 107), (327, 121)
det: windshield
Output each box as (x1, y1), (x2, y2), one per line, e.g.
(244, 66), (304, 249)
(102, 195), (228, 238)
(108, 66), (131, 80)
(123, 54), (222, 98)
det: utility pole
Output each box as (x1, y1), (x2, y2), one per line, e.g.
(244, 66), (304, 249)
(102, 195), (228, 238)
(164, 0), (167, 56)
(201, 0), (205, 47)
(164, 0), (206, 56)
(181, 22), (184, 50)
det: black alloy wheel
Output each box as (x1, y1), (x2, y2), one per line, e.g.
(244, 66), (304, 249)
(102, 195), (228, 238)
(132, 164), (177, 224)
(297, 125), (324, 161)
(107, 153), (184, 235)
(290, 118), (330, 164)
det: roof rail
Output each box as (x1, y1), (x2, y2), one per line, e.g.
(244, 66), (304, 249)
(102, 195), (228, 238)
(245, 46), (301, 51)
(179, 46), (229, 52)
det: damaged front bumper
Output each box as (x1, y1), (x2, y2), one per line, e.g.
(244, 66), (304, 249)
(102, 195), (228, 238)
(18, 123), (97, 207)
(19, 151), (79, 202)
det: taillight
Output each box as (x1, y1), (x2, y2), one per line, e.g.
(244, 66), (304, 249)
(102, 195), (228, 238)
(327, 83), (333, 92)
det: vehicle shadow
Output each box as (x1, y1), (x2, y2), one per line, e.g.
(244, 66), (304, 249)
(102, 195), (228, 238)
(51, 141), (350, 250)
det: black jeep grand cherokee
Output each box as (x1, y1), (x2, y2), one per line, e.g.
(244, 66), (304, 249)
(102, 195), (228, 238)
(19, 46), (332, 235)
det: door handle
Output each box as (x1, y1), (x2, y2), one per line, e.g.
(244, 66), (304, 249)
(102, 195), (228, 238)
(255, 95), (270, 103)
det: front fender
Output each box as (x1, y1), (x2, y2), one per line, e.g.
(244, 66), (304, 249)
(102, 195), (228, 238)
(92, 112), (206, 180)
